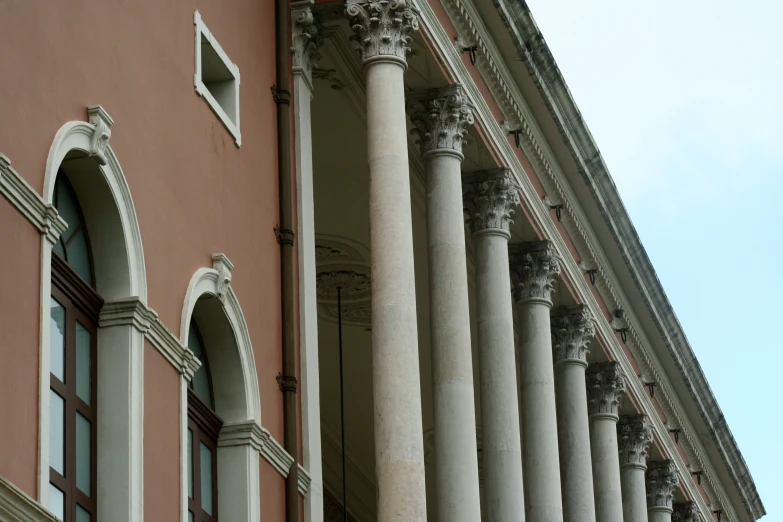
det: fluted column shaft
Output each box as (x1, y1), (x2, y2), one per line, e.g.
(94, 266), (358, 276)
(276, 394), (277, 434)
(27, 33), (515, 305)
(510, 241), (564, 522)
(408, 86), (482, 522)
(587, 362), (626, 522)
(551, 306), (596, 522)
(464, 169), (526, 521)
(346, 2), (426, 519)
(618, 415), (653, 522)
(646, 461), (680, 522)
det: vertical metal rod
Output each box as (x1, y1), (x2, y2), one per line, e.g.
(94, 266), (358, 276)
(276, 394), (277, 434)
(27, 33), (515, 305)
(338, 287), (347, 522)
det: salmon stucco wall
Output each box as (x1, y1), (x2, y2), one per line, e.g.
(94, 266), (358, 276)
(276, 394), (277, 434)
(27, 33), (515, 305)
(0, 200), (42, 498)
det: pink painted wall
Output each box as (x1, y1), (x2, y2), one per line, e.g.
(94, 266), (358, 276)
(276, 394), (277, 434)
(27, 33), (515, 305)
(0, 0), (289, 514)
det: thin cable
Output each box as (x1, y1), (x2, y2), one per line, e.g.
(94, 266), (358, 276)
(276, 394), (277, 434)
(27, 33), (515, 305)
(338, 286), (347, 522)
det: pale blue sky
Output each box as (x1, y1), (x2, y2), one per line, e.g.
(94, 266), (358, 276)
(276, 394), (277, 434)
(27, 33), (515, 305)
(525, 1), (782, 519)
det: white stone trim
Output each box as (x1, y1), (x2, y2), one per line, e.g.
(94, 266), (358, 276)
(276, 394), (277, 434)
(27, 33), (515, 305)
(193, 10), (241, 147)
(0, 476), (58, 522)
(0, 155), (66, 244)
(36, 107), (148, 522)
(179, 257), (267, 522)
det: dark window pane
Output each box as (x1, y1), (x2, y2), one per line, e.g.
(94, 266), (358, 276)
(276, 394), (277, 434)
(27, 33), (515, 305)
(50, 298), (65, 382)
(49, 484), (65, 521)
(76, 504), (91, 522)
(76, 322), (91, 404)
(76, 413), (91, 495)
(200, 442), (213, 515)
(50, 390), (65, 475)
(188, 322), (212, 407)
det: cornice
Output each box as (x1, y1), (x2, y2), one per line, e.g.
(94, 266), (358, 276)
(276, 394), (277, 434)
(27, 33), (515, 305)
(219, 420), (310, 495)
(414, 0), (750, 519)
(0, 476), (58, 522)
(100, 298), (201, 380)
(0, 154), (67, 245)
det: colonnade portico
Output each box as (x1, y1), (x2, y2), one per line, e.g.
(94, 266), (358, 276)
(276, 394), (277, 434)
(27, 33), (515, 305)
(316, 3), (702, 521)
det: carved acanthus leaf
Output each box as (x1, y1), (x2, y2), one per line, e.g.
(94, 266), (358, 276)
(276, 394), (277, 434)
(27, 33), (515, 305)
(646, 460), (680, 510)
(509, 240), (561, 302)
(292, 4), (322, 78)
(586, 361), (625, 418)
(407, 84), (474, 156)
(551, 304), (594, 363)
(617, 415), (653, 468)
(345, 0), (420, 65)
(462, 168), (520, 234)
(672, 502), (699, 522)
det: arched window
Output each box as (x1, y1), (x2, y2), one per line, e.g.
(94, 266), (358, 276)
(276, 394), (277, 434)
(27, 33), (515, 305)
(187, 319), (223, 522)
(49, 171), (101, 521)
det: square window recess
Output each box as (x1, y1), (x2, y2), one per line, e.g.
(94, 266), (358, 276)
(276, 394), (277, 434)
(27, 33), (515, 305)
(194, 10), (241, 146)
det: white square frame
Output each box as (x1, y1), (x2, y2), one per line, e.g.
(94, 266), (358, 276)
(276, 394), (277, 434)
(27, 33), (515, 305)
(194, 10), (241, 147)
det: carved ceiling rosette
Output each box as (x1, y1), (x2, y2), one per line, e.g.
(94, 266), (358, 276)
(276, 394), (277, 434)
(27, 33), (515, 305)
(646, 460), (680, 511)
(407, 84), (474, 157)
(345, 0), (420, 65)
(551, 304), (595, 364)
(586, 361), (626, 419)
(617, 414), (653, 469)
(462, 168), (520, 234)
(508, 240), (561, 303)
(316, 268), (371, 303)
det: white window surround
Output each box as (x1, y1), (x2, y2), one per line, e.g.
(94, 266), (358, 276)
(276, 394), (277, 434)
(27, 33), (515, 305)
(194, 10), (241, 147)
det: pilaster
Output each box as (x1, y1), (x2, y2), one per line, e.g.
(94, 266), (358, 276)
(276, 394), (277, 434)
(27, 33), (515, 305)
(292, 0), (322, 91)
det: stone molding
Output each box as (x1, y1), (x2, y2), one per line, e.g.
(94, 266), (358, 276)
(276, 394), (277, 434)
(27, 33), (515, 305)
(100, 298), (201, 380)
(550, 304), (594, 364)
(0, 476), (58, 522)
(646, 460), (680, 512)
(406, 84), (474, 157)
(86, 105), (113, 166)
(292, 0), (322, 87)
(617, 415), (653, 470)
(508, 240), (561, 303)
(586, 361), (625, 419)
(0, 154), (67, 245)
(462, 168), (520, 235)
(345, 0), (419, 66)
(218, 421), (311, 496)
(672, 502), (699, 522)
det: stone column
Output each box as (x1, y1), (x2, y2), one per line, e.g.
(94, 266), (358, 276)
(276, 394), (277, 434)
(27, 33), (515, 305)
(292, 4), (325, 520)
(407, 86), (482, 522)
(463, 168), (526, 521)
(586, 362), (626, 522)
(510, 240), (564, 522)
(617, 415), (653, 522)
(346, 2), (427, 519)
(646, 461), (680, 522)
(672, 502), (698, 522)
(551, 305), (596, 522)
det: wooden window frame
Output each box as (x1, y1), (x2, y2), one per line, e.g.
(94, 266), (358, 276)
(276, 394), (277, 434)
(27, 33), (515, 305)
(50, 253), (102, 522)
(187, 323), (223, 522)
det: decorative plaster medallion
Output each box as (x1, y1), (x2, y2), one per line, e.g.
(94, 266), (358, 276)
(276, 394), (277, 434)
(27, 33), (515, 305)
(315, 236), (372, 327)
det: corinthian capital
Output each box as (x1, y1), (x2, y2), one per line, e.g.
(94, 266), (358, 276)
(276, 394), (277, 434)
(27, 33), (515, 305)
(672, 502), (699, 522)
(345, 0), (419, 67)
(462, 169), (520, 235)
(586, 361), (625, 419)
(646, 460), (680, 512)
(551, 305), (594, 364)
(407, 84), (474, 157)
(292, 1), (322, 81)
(617, 415), (653, 469)
(508, 241), (561, 303)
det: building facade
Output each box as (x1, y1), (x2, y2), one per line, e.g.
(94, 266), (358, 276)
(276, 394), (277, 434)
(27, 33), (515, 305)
(0, 1), (764, 522)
